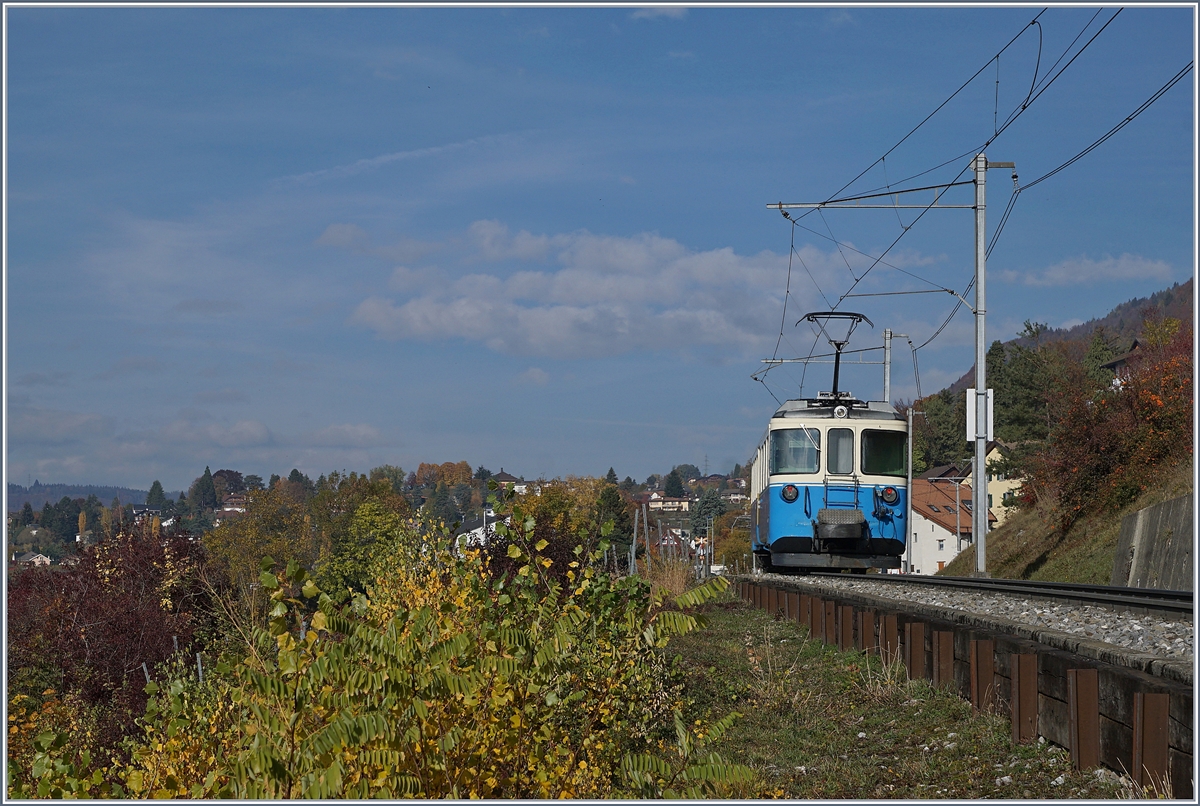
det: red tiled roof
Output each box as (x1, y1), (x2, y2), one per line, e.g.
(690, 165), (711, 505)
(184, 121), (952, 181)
(911, 478), (996, 536)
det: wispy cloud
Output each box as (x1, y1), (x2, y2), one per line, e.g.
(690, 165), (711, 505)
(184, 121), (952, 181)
(194, 388), (249, 405)
(316, 223), (440, 263)
(823, 10), (856, 29)
(280, 134), (518, 184)
(307, 423), (382, 448)
(14, 371), (71, 387)
(173, 298), (243, 316)
(998, 253), (1172, 287)
(632, 7), (688, 20)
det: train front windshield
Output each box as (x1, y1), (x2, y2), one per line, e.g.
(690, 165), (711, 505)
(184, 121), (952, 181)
(861, 429), (907, 477)
(771, 428), (820, 474)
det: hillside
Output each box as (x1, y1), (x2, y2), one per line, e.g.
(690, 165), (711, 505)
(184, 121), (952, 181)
(941, 459), (1192, 584)
(7, 482), (154, 512)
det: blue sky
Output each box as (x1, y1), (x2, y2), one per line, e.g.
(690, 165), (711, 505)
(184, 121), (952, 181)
(5, 5), (1195, 493)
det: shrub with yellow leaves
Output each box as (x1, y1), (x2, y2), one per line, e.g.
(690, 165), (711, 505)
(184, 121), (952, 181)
(111, 487), (755, 799)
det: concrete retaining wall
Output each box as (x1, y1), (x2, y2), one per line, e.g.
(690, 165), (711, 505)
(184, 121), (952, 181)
(1112, 495), (1193, 591)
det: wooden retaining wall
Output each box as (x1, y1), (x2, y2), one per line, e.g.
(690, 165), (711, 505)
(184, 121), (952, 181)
(734, 579), (1193, 797)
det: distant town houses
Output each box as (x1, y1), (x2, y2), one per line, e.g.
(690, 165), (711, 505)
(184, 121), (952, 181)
(13, 551), (50, 567)
(719, 488), (749, 506)
(647, 492), (690, 513)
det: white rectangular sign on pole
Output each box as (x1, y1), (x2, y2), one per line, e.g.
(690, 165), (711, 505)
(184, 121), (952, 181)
(966, 388), (993, 441)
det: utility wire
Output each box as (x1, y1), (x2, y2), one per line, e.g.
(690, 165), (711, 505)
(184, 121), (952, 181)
(896, 10), (1123, 362)
(989, 59), (1193, 258)
(1023, 60), (1193, 192)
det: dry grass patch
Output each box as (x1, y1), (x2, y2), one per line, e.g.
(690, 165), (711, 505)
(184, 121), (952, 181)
(669, 595), (1135, 799)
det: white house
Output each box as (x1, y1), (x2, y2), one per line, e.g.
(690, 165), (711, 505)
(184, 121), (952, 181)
(906, 478), (996, 575)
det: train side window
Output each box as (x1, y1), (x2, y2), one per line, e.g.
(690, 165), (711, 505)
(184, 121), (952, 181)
(770, 428), (820, 474)
(861, 429), (907, 477)
(827, 428), (854, 475)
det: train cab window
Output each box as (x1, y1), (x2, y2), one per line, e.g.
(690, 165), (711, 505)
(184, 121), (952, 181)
(861, 429), (907, 477)
(827, 428), (854, 475)
(770, 428), (820, 474)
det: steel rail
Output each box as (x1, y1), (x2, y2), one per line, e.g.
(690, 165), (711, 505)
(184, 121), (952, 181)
(809, 571), (1194, 616)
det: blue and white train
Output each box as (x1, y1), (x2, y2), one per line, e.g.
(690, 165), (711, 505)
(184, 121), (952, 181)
(750, 315), (909, 573)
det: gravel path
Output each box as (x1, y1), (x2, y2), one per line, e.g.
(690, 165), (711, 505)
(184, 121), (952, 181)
(759, 573), (1194, 663)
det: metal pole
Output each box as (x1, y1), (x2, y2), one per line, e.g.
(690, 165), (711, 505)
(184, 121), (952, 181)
(956, 480), (962, 554)
(905, 405), (914, 574)
(883, 328), (892, 404)
(973, 153), (989, 577)
(643, 504), (650, 570)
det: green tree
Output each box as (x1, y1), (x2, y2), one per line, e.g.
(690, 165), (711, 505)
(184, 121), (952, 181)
(997, 321), (1054, 444)
(190, 467), (219, 512)
(368, 464), (407, 495)
(1082, 327), (1117, 387)
(146, 480), (167, 509)
(425, 483), (460, 526)
(673, 464), (701, 483)
(663, 470), (685, 498)
(690, 488), (727, 539)
(244, 474), (265, 491)
(595, 484), (633, 549)
(605, 467), (619, 486)
(914, 389), (967, 470)
(315, 499), (406, 597)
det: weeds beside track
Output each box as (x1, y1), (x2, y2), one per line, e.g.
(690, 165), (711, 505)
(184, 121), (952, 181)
(669, 594), (1141, 799)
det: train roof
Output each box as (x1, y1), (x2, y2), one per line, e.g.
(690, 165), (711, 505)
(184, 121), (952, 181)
(771, 397), (904, 422)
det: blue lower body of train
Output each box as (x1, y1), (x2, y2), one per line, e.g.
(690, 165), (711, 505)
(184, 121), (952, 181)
(752, 480), (905, 570)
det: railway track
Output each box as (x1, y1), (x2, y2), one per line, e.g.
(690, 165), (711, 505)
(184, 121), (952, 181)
(807, 571), (1194, 618)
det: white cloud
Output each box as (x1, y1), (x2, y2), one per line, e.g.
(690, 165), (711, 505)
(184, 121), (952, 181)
(517, 367), (550, 386)
(173, 298), (243, 316)
(824, 10), (856, 28)
(316, 222), (370, 249)
(350, 221), (821, 359)
(194, 388), (249, 405)
(999, 253), (1172, 287)
(8, 405), (112, 446)
(161, 417), (273, 449)
(308, 423), (382, 448)
(631, 7), (687, 20)
(318, 223), (440, 263)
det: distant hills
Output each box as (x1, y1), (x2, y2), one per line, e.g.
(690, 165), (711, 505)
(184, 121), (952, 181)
(7, 482), (161, 512)
(946, 278), (1193, 395)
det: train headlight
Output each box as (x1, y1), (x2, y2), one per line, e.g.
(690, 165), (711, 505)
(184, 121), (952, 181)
(781, 484), (799, 503)
(880, 486), (899, 505)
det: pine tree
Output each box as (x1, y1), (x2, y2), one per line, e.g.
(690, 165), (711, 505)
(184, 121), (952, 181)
(664, 469), (685, 498)
(191, 467), (219, 512)
(605, 467), (618, 486)
(146, 480), (167, 509)
(595, 484), (632, 548)
(690, 488), (727, 539)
